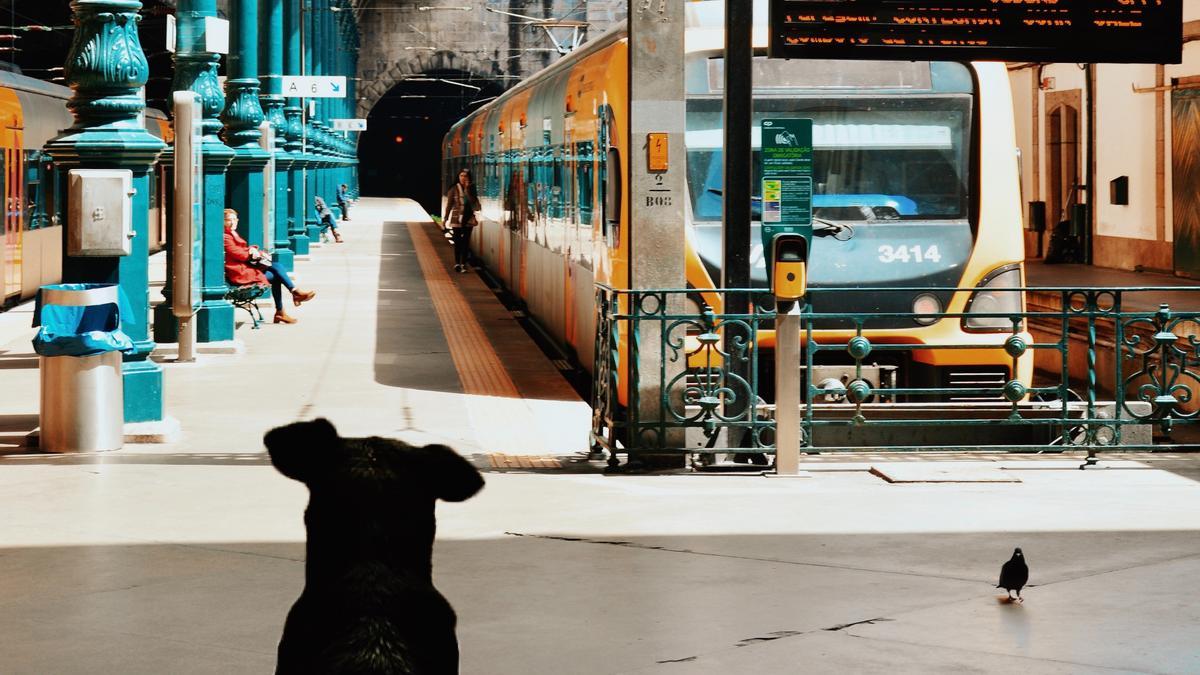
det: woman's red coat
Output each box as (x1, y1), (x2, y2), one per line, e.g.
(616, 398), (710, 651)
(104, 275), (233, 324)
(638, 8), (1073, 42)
(224, 227), (268, 286)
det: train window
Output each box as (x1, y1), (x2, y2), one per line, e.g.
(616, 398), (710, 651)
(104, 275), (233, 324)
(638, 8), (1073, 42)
(605, 147), (621, 240)
(576, 141), (594, 226)
(685, 72), (972, 224)
(552, 147), (563, 220)
(23, 151), (44, 230)
(0, 151), (8, 232)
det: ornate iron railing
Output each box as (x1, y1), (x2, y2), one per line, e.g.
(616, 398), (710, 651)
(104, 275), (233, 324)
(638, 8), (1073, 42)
(590, 284), (1200, 465)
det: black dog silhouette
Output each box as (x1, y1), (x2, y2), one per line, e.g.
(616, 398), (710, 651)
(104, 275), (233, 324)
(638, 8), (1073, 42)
(266, 419), (484, 674)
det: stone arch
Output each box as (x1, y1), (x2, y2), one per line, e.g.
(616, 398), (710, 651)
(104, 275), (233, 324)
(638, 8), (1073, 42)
(356, 50), (499, 119)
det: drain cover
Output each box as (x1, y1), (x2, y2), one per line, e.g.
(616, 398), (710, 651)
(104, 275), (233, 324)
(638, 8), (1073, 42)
(488, 454), (564, 470)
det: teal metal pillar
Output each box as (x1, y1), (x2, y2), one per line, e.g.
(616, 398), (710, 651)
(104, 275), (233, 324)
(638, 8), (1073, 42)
(175, 0), (235, 342)
(46, 0), (167, 423)
(222, 0), (271, 249)
(283, 0), (309, 257)
(304, 0), (321, 243)
(259, 0), (294, 272)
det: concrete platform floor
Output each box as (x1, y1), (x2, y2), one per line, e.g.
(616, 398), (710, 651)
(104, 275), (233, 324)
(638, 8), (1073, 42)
(1, 199), (1199, 674)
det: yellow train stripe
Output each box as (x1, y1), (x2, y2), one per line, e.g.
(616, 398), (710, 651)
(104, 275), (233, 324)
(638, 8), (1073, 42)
(408, 223), (521, 398)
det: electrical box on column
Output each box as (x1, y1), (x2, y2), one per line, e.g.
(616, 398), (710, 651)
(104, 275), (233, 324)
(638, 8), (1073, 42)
(67, 169), (135, 256)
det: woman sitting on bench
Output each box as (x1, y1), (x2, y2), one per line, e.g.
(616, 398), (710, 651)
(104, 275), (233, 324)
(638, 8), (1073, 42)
(314, 196), (343, 243)
(223, 208), (316, 324)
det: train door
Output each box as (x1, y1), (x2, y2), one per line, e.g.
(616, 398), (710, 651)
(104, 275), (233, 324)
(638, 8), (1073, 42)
(2, 143), (22, 303)
(1172, 87), (1200, 278)
(1044, 91), (1082, 240)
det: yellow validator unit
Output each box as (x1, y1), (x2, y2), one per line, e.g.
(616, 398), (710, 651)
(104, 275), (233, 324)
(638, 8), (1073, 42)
(771, 233), (808, 301)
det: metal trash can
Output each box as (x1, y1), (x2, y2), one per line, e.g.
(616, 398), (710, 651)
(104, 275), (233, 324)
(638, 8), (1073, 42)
(32, 284), (135, 453)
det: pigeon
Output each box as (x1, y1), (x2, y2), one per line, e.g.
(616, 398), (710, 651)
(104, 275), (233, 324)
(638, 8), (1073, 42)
(997, 547), (1029, 602)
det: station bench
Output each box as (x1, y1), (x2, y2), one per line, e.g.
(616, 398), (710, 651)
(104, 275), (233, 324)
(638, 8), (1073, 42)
(226, 283), (271, 329)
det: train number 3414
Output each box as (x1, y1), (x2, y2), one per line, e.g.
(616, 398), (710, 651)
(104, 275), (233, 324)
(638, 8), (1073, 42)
(877, 244), (942, 264)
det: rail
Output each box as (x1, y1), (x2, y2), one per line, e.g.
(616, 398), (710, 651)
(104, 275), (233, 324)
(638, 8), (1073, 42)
(590, 284), (1200, 468)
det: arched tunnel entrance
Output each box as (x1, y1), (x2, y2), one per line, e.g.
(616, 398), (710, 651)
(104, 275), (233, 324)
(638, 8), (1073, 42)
(358, 71), (506, 215)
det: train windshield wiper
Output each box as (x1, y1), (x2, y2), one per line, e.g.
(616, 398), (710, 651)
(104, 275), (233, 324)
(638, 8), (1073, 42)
(704, 189), (854, 241)
(813, 218), (854, 241)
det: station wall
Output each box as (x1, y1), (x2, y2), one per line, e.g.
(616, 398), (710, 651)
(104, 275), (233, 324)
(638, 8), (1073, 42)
(1009, 2), (1200, 276)
(355, 1), (626, 119)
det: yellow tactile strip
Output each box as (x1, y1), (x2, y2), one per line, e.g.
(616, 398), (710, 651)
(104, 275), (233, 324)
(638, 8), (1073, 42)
(408, 223), (520, 397)
(488, 454), (564, 470)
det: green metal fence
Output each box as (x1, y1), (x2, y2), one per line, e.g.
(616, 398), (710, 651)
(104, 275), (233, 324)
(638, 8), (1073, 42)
(590, 284), (1200, 466)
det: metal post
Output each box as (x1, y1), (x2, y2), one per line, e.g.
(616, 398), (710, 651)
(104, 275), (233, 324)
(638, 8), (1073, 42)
(260, 121), (276, 253)
(774, 302), (802, 475)
(45, 0), (167, 424)
(175, 0), (236, 343)
(628, 1), (687, 468)
(723, 0), (753, 428)
(173, 92), (202, 363)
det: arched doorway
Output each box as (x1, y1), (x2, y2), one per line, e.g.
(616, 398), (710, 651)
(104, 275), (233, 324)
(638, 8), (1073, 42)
(1045, 93), (1082, 232)
(358, 71), (505, 215)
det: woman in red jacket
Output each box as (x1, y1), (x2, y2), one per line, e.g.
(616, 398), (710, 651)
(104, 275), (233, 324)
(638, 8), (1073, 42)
(224, 209), (316, 324)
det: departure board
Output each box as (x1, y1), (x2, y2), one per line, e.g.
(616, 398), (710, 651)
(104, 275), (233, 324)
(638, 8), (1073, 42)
(769, 1), (1183, 64)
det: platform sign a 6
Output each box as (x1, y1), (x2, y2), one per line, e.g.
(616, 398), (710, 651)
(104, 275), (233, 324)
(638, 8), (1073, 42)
(281, 76), (348, 99)
(760, 118), (813, 262)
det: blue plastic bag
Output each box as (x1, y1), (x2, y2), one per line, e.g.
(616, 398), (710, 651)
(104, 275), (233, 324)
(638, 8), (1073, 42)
(31, 284), (136, 357)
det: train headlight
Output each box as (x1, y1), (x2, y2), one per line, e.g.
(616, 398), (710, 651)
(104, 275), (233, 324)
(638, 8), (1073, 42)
(912, 293), (942, 326)
(963, 265), (1023, 332)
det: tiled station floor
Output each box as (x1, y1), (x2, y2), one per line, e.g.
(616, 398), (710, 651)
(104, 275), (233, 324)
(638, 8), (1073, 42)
(0, 199), (1198, 673)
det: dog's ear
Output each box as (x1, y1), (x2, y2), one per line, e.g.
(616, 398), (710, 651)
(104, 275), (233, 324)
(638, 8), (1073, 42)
(416, 443), (484, 502)
(264, 418), (340, 483)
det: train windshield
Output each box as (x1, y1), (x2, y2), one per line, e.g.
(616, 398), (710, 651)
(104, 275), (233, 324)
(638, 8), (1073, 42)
(685, 61), (974, 224)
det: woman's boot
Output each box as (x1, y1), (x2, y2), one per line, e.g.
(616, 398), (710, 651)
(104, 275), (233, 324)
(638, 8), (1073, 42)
(292, 289), (316, 306)
(273, 311), (297, 324)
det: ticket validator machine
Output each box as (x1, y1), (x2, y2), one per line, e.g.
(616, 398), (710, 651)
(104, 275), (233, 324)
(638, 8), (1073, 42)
(768, 232), (808, 475)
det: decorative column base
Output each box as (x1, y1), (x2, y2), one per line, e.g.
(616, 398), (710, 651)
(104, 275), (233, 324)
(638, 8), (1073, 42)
(306, 166), (321, 242)
(123, 359), (164, 424)
(290, 167), (310, 256)
(196, 298), (236, 343)
(274, 159), (296, 271)
(197, 156), (236, 343)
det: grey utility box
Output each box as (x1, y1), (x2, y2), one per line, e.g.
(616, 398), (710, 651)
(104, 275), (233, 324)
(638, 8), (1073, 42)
(67, 169), (136, 256)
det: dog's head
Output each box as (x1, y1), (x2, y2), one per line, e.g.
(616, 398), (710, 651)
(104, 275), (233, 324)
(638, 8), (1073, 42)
(264, 418), (484, 533)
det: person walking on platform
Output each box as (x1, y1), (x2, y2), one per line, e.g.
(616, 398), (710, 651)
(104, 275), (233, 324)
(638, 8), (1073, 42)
(443, 169), (481, 273)
(223, 209), (316, 324)
(336, 183), (351, 221)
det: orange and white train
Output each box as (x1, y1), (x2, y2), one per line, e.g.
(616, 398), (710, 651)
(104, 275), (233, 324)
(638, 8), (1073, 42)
(0, 69), (171, 308)
(443, 1), (1032, 405)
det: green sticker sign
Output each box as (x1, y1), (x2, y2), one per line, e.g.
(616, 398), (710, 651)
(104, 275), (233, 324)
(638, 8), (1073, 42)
(760, 118), (814, 260)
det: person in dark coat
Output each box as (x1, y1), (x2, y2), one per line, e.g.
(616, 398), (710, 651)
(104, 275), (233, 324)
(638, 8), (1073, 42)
(442, 169), (481, 273)
(314, 197), (344, 243)
(223, 209), (316, 324)
(336, 183), (351, 221)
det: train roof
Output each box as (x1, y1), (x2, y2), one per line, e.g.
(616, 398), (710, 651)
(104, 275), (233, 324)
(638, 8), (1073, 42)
(448, 20), (628, 136)
(0, 69), (72, 101)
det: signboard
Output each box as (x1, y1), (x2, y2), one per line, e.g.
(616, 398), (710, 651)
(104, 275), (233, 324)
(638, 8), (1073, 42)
(165, 15), (229, 54)
(204, 17), (230, 55)
(759, 118), (813, 264)
(332, 118), (368, 132)
(282, 76), (348, 98)
(769, 0), (1183, 64)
